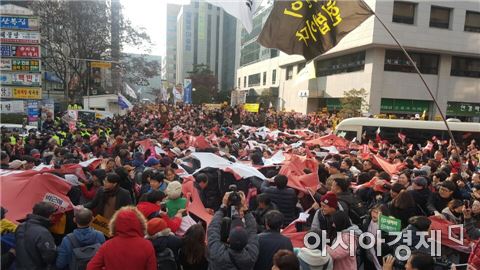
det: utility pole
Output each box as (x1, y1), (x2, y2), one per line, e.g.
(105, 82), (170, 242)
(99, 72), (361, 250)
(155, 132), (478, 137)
(111, 0), (121, 95)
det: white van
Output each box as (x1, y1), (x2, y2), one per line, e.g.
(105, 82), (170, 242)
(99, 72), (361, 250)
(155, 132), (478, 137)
(335, 117), (480, 144)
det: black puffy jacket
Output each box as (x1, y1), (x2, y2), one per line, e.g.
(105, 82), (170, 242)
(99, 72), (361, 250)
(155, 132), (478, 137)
(260, 181), (298, 225)
(15, 214), (57, 270)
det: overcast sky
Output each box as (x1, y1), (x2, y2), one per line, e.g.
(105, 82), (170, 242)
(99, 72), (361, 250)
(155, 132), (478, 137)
(121, 0), (191, 57)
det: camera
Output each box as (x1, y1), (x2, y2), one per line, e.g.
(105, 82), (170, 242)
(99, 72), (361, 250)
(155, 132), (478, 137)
(227, 184), (241, 208)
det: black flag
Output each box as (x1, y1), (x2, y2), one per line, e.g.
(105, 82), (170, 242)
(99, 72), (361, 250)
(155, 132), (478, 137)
(257, 0), (374, 61)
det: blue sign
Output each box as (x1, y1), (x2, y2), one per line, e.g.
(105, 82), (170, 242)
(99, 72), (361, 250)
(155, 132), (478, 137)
(0, 16), (29, 30)
(1, 45), (11, 57)
(27, 101), (39, 124)
(183, 79), (192, 104)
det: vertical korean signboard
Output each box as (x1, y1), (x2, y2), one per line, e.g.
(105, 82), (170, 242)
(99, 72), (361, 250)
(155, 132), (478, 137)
(0, 5), (42, 117)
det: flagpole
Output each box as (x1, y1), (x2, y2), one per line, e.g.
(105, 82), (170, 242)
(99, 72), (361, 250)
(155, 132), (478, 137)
(361, 1), (458, 148)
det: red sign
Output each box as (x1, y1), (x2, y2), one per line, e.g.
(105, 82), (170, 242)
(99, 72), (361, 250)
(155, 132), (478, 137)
(1, 45), (40, 58)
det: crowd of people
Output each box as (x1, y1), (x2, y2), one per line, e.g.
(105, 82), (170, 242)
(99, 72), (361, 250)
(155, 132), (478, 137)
(1, 102), (479, 270)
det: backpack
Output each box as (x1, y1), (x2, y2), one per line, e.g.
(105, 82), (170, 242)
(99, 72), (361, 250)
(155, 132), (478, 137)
(155, 248), (177, 270)
(67, 234), (101, 270)
(338, 196), (368, 225)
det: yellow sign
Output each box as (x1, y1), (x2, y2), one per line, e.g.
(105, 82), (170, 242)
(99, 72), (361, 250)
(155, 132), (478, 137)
(12, 87), (42, 99)
(203, 103), (222, 110)
(243, 103), (260, 113)
(91, 214), (111, 237)
(91, 61), (112, 69)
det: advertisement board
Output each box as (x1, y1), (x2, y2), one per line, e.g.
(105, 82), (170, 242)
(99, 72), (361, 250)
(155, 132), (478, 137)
(0, 72), (42, 86)
(1, 44), (40, 58)
(0, 86), (42, 99)
(0, 16), (39, 30)
(0, 100), (25, 113)
(0, 30), (40, 44)
(11, 59), (41, 72)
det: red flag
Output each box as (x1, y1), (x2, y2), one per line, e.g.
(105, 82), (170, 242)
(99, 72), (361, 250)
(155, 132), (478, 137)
(305, 134), (349, 150)
(137, 139), (153, 153)
(375, 127), (381, 143)
(397, 132), (406, 143)
(194, 136), (211, 149)
(372, 155), (404, 175)
(181, 177), (213, 225)
(424, 141), (434, 152)
(279, 155), (319, 192)
(1, 170), (74, 222)
(429, 216), (472, 254)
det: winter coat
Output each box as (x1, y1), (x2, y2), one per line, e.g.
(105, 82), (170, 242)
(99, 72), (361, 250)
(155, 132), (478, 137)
(326, 225), (361, 270)
(84, 186), (132, 218)
(441, 207), (462, 224)
(207, 210), (259, 270)
(311, 210), (336, 242)
(148, 232), (182, 264)
(136, 202), (182, 233)
(253, 203), (277, 233)
(196, 178), (222, 211)
(408, 188), (432, 215)
(465, 217), (480, 240)
(260, 181), (298, 225)
(254, 230), (293, 270)
(426, 192), (451, 215)
(87, 207), (156, 270)
(295, 247), (333, 270)
(15, 214), (57, 270)
(387, 202), (418, 229)
(56, 227), (105, 269)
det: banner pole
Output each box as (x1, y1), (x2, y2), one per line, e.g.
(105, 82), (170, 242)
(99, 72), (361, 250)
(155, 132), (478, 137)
(362, 1), (458, 148)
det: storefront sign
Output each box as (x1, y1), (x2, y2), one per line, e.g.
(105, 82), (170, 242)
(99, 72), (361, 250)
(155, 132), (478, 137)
(0, 100), (25, 113)
(0, 58), (12, 71)
(0, 16), (39, 30)
(0, 30), (40, 44)
(0, 72), (41, 86)
(447, 102), (480, 117)
(0, 86), (42, 99)
(380, 98), (430, 113)
(90, 61), (111, 68)
(10, 59), (41, 72)
(243, 103), (260, 113)
(1, 44), (40, 58)
(27, 100), (39, 125)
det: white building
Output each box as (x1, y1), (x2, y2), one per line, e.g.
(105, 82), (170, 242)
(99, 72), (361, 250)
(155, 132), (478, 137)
(235, 0), (480, 121)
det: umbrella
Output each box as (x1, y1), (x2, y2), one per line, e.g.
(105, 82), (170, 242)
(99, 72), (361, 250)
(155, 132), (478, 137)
(1, 170), (73, 222)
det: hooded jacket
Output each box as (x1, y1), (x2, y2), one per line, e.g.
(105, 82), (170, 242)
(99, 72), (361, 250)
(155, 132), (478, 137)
(15, 214), (57, 270)
(326, 224), (362, 270)
(136, 201), (182, 233)
(56, 227), (105, 269)
(87, 207), (156, 270)
(147, 230), (182, 264)
(295, 248), (333, 270)
(207, 210), (259, 270)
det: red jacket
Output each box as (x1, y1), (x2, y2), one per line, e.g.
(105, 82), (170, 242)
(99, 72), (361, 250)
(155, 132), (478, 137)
(469, 240), (480, 270)
(87, 208), (156, 270)
(136, 201), (182, 233)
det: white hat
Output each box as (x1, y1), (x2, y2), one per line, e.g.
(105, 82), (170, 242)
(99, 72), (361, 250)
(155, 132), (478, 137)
(9, 160), (26, 169)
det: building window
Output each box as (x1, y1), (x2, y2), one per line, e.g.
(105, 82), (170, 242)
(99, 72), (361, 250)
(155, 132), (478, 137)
(238, 77), (241, 88)
(243, 76), (247, 88)
(248, 73), (261, 87)
(272, 69), (277, 84)
(286, 66), (293, 80)
(297, 62), (306, 73)
(315, 51), (366, 77)
(194, 1), (199, 8)
(392, 1), (416, 25)
(263, 72), (267, 85)
(384, 50), (439, 75)
(430, 6), (451, 29)
(465, 11), (480, 32)
(451, 56), (480, 78)
(208, 3), (212, 9)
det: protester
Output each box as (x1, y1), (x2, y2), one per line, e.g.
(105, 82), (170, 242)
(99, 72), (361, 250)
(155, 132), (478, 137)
(178, 224), (209, 270)
(295, 228), (333, 270)
(146, 217), (182, 269)
(165, 180), (187, 218)
(253, 193), (278, 232)
(254, 210), (293, 270)
(327, 211), (361, 270)
(86, 206), (156, 270)
(56, 208), (105, 269)
(261, 174), (298, 226)
(311, 192), (339, 241)
(15, 202), (57, 270)
(272, 249), (300, 270)
(84, 172), (132, 220)
(207, 192), (259, 270)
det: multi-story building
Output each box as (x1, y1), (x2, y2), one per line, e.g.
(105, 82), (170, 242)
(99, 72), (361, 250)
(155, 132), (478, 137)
(165, 4), (180, 86)
(176, 0), (237, 92)
(236, 0), (480, 122)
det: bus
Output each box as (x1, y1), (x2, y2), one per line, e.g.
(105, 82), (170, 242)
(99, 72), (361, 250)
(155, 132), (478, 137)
(335, 117), (480, 145)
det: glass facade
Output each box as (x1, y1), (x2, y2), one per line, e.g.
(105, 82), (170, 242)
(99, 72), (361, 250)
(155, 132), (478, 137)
(315, 51), (365, 77)
(384, 50), (439, 75)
